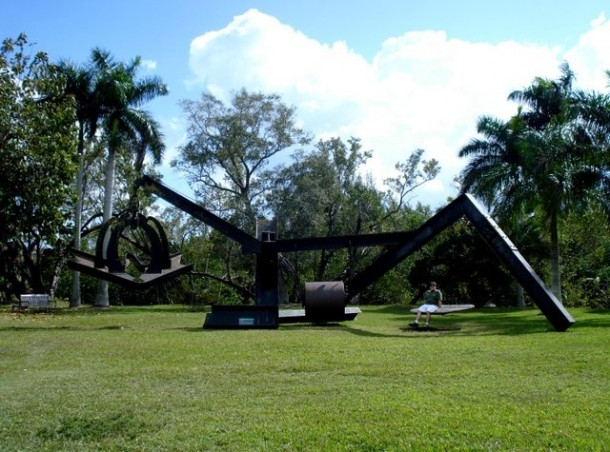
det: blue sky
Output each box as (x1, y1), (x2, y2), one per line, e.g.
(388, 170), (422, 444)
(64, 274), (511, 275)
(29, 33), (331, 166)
(4, 0), (610, 207)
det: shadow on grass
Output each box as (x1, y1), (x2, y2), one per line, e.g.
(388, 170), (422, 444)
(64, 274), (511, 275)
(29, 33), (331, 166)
(174, 307), (563, 337)
(280, 322), (407, 338)
(60, 305), (204, 315)
(0, 325), (80, 332)
(5, 304), (603, 336)
(570, 310), (610, 329)
(0, 305), (195, 316)
(362, 304), (413, 315)
(454, 314), (555, 336)
(0, 325), (134, 332)
(361, 305), (561, 336)
(399, 325), (463, 332)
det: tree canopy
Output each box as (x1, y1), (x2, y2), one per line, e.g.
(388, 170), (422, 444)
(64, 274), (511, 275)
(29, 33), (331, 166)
(459, 62), (610, 305)
(3, 33), (610, 309)
(0, 34), (78, 301)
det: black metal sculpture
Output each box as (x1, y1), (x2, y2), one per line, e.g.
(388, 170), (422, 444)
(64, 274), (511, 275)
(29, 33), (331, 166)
(69, 210), (192, 290)
(70, 175), (574, 331)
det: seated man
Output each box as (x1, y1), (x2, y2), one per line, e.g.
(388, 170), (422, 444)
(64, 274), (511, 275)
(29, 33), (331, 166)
(409, 281), (442, 328)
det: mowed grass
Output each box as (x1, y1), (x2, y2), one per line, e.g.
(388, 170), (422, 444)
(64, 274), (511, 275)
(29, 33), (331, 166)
(1, 304), (609, 451)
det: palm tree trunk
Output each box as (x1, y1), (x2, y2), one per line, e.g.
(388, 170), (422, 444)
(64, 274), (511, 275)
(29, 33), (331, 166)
(95, 146), (116, 307)
(549, 211), (562, 303)
(70, 140), (85, 308)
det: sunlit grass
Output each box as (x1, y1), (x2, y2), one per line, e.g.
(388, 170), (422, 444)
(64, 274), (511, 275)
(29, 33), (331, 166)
(1, 304), (609, 450)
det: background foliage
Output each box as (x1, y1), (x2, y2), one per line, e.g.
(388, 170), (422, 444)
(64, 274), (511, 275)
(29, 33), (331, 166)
(2, 35), (610, 309)
(0, 34), (78, 301)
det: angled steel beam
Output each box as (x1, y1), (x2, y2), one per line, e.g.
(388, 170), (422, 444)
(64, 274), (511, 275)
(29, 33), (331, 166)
(139, 176), (275, 312)
(347, 195), (465, 297)
(461, 194), (574, 331)
(347, 193), (574, 331)
(138, 175), (261, 254)
(274, 230), (416, 253)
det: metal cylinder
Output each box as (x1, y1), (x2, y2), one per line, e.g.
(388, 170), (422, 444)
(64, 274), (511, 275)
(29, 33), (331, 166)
(304, 281), (345, 321)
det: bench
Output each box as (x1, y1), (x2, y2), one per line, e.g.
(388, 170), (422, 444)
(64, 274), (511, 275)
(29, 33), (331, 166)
(12, 294), (54, 312)
(410, 304), (475, 315)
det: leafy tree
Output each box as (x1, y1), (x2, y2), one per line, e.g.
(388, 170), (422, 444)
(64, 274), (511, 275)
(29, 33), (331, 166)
(382, 148), (441, 222)
(560, 207), (610, 308)
(267, 137), (380, 298)
(173, 89), (442, 305)
(174, 88), (311, 225)
(0, 34), (78, 302)
(172, 88), (310, 302)
(269, 137), (440, 303)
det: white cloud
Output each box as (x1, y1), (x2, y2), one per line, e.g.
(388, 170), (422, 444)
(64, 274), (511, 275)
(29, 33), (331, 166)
(141, 59), (158, 71)
(565, 13), (610, 91)
(159, 116), (186, 165)
(186, 9), (608, 207)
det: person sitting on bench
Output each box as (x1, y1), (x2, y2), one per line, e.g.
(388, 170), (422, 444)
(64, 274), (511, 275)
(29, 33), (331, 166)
(409, 281), (442, 328)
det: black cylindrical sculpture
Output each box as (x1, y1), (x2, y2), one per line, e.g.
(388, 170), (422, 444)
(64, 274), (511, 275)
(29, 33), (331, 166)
(304, 281), (346, 322)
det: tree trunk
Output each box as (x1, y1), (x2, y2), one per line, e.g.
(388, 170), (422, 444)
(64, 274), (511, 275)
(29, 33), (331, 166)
(70, 140), (85, 308)
(95, 147), (116, 308)
(515, 280), (525, 308)
(51, 246), (68, 301)
(549, 211), (562, 303)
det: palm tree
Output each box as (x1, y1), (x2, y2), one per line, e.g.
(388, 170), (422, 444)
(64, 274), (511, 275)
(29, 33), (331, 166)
(570, 82), (610, 216)
(459, 114), (538, 306)
(459, 115), (530, 212)
(459, 63), (595, 303)
(58, 60), (103, 308)
(90, 49), (168, 307)
(507, 63), (583, 303)
(507, 62), (576, 130)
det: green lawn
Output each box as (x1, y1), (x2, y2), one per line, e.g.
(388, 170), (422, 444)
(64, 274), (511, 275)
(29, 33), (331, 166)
(1, 304), (609, 451)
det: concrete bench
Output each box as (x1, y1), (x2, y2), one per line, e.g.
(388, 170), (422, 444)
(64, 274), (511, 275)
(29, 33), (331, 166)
(13, 294), (54, 312)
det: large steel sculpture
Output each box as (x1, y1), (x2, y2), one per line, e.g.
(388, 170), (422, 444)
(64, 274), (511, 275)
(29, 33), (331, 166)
(69, 176), (574, 331)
